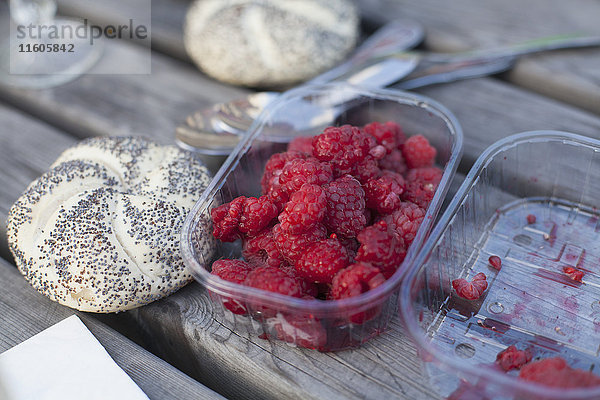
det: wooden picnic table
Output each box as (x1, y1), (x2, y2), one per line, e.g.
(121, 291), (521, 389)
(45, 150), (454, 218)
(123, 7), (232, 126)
(1, 0), (600, 399)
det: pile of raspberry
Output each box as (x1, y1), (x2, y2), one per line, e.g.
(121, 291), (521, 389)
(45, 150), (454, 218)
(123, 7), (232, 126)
(209, 122), (441, 331)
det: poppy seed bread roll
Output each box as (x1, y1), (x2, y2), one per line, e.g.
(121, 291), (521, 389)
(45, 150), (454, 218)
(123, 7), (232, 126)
(183, 0), (360, 87)
(7, 137), (214, 313)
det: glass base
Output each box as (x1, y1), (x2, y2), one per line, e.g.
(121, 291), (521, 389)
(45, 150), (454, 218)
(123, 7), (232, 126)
(0, 18), (103, 89)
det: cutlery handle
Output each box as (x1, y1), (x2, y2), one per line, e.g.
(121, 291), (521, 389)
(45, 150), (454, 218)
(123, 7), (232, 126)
(427, 34), (600, 62)
(307, 19), (423, 85)
(395, 34), (600, 90)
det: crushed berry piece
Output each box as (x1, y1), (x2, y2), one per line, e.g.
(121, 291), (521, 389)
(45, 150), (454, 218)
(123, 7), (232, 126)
(324, 175), (367, 237)
(563, 266), (584, 282)
(488, 255), (502, 271)
(273, 223), (327, 263)
(242, 228), (285, 268)
(312, 125), (378, 176)
(364, 171), (405, 214)
(355, 221), (407, 279)
(239, 196), (278, 236)
(331, 262), (386, 324)
(402, 134), (437, 168)
(526, 214), (536, 224)
(295, 238), (351, 284)
(519, 357), (600, 388)
(211, 196), (246, 242)
(279, 158), (333, 194)
(496, 345), (532, 371)
(278, 184), (327, 233)
(287, 136), (314, 155)
(452, 272), (488, 300)
(211, 259), (255, 314)
(379, 149), (407, 174)
(383, 201), (426, 246)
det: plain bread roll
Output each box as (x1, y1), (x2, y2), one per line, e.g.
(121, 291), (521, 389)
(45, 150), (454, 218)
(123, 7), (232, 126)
(183, 0), (360, 87)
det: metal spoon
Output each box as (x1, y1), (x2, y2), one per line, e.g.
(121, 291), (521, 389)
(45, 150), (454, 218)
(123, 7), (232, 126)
(175, 19), (425, 155)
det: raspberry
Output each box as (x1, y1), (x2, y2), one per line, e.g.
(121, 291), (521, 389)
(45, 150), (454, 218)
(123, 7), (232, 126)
(363, 121), (403, 153)
(278, 264), (319, 297)
(496, 345), (532, 372)
(384, 201), (426, 246)
(295, 238), (351, 283)
(273, 223), (327, 263)
(403, 167), (443, 209)
(355, 221), (407, 279)
(287, 136), (314, 155)
(335, 234), (360, 260)
(364, 170), (405, 214)
(519, 357), (600, 388)
(261, 151), (306, 193)
(245, 266), (303, 298)
(330, 262), (386, 323)
(379, 149), (407, 174)
(210, 259), (254, 314)
(279, 158), (333, 194)
(269, 313), (327, 350)
(323, 175), (367, 237)
(312, 125), (378, 175)
(402, 134), (436, 168)
(211, 259), (254, 283)
(350, 156), (382, 184)
(238, 195), (278, 236)
(278, 184), (327, 233)
(452, 272), (488, 300)
(211, 196), (246, 242)
(489, 255), (502, 271)
(406, 166), (443, 184)
(527, 214), (536, 224)
(563, 266), (584, 282)
(265, 176), (289, 212)
(242, 228), (285, 268)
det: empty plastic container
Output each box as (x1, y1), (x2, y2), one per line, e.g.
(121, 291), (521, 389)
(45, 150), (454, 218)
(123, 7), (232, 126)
(401, 131), (600, 398)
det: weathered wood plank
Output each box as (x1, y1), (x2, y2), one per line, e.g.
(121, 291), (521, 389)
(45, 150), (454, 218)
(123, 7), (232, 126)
(0, 256), (226, 400)
(356, 0), (600, 115)
(413, 78), (600, 169)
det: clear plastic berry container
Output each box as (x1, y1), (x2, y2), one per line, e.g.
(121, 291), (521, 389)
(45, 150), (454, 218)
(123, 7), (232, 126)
(180, 83), (463, 351)
(400, 131), (600, 398)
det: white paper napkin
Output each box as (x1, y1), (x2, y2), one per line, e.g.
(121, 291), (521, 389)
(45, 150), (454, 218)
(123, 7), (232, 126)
(0, 315), (149, 400)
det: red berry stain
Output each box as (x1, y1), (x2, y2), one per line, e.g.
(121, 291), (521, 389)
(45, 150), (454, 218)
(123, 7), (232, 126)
(533, 268), (582, 288)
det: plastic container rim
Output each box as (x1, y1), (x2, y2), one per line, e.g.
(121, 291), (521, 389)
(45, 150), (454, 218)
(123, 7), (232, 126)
(180, 82), (464, 315)
(399, 130), (600, 398)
